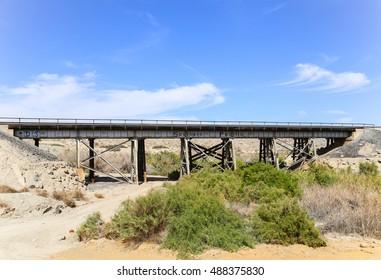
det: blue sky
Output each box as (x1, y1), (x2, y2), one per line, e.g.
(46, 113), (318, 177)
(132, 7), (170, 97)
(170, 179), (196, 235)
(0, 0), (380, 124)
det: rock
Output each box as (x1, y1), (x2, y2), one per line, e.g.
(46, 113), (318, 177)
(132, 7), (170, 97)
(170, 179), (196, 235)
(42, 206), (52, 214)
(53, 205), (63, 214)
(34, 174), (40, 182)
(360, 244), (374, 249)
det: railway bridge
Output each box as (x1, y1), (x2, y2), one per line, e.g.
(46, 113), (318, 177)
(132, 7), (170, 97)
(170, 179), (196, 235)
(0, 117), (373, 184)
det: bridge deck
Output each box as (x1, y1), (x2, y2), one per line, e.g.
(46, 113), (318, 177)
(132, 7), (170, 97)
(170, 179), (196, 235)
(0, 117), (374, 139)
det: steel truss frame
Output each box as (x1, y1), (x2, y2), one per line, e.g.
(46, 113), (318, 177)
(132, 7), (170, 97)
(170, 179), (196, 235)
(273, 138), (317, 170)
(76, 138), (134, 184)
(180, 138), (236, 176)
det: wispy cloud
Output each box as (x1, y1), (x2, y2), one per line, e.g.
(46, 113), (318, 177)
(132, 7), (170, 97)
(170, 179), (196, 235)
(279, 63), (370, 93)
(0, 73), (224, 118)
(177, 60), (211, 82)
(110, 11), (168, 64)
(319, 53), (340, 64)
(264, 3), (287, 15)
(297, 110), (307, 117)
(63, 60), (77, 68)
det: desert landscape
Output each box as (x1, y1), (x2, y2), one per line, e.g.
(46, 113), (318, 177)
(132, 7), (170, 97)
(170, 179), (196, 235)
(1, 128), (381, 260)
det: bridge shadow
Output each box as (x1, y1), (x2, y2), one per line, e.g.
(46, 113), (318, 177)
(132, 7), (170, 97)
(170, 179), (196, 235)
(86, 175), (174, 184)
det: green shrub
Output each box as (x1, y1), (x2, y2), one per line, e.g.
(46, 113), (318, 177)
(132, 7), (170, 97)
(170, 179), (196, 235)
(241, 163), (301, 200)
(168, 170), (180, 180)
(239, 182), (288, 204)
(77, 212), (104, 242)
(251, 198), (326, 247)
(107, 190), (169, 243)
(307, 164), (338, 186)
(147, 151), (180, 177)
(176, 167), (242, 202)
(163, 194), (254, 257)
(359, 161), (379, 176)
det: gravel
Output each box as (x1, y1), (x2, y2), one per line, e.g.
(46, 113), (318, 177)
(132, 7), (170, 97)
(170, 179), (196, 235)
(326, 129), (381, 158)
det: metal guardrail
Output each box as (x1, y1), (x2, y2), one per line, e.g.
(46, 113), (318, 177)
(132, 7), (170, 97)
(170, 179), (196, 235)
(0, 117), (375, 129)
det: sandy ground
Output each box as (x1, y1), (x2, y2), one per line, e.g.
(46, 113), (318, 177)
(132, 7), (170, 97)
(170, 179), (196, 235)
(52, 234), (381, 260)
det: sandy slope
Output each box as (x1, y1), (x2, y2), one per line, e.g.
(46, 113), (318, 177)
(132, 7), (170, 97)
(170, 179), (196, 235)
(0, 181), (164, 259)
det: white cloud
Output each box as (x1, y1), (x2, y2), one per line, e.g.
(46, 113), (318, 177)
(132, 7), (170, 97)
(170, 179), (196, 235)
(297, 110), (307, 117)
(0, 73), (224, 118)
(279, 63), (370, 93)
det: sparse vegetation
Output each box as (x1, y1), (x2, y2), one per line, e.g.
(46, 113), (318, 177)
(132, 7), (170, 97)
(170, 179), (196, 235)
(298, 162), (381, 239)
(0, 201), (9, 208)
(0, 185), (17, 193)
(305, 163), (339, 186)
(147, 151), (180, 178)
(35, 189), (48, 197)
(94, 193), (105, 199)
(52, 189), (86, 208)
(152, 145), (169, 149)
(77, 212), (104, 242)
(359, 161), (379, 177)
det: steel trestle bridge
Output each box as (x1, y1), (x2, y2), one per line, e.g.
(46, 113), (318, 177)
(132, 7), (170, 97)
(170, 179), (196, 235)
(0, 117), (374, 184)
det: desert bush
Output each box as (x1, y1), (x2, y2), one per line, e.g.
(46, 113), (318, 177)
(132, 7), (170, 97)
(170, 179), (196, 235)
(251, 198), (326, 247)
(94, 193), (105, 199)
(146, 151), (180, 177)
(176, 167), (242, 202)
(306, 164), (338, 186)
(91, 152), (131, 173)
(71, 189), (86, 200)
(0, 201), (9, 208)
(18, 187), (29, 193)
(52, 189), (85, 208)
(35, 189), (48, 197)
(77, 212), (104, 242)
(301, 185), (381, 238)
(359, 161), (379, 176)
(0, 185), (17, 193)
(240, 163), (301, 201)
(107, 190), (169, 243)
(163, 194), (253, 257)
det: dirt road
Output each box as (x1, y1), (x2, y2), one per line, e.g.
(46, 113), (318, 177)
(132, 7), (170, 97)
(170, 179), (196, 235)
(0, 181), (163, 259)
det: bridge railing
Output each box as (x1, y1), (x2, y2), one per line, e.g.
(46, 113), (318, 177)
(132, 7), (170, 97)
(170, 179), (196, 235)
(0, 117), (375, 129)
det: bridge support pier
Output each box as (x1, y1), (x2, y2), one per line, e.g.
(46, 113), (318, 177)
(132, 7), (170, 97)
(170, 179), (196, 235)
(259, 138), (279, 168)
(130, 139), (147, 184)
(180, 138), (236, 177)
(34, 138), (40, 147)
(89, 138), (95, 183)
(138, 139), (147, 183)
